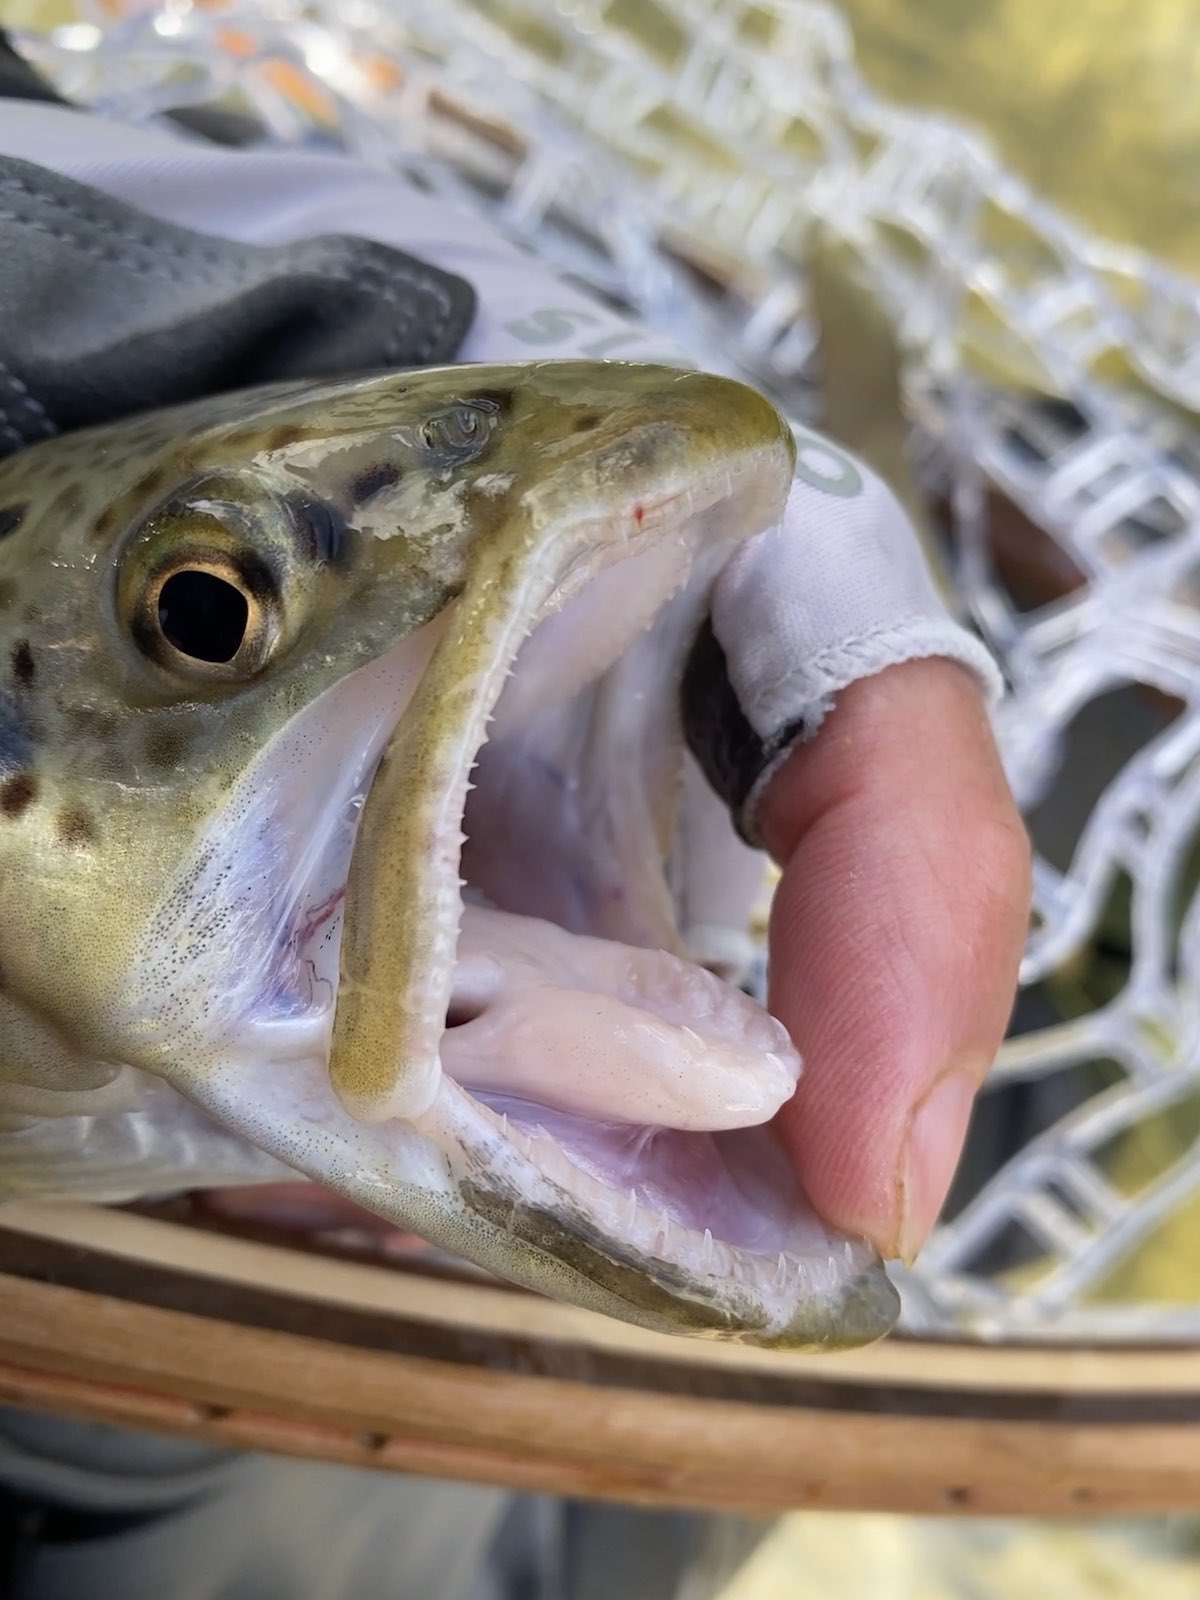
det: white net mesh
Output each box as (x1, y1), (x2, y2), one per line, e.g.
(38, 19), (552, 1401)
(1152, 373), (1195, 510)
(23, 0), (1200, 1340)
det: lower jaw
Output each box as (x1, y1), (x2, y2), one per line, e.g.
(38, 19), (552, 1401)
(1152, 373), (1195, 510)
(465, 1090), (828, 1258)
(405, 1069), (892, 1334)
(188, 1062), (899, 1348)
(205, 888), (890, 1334)
(192, 1090), (816, 1265)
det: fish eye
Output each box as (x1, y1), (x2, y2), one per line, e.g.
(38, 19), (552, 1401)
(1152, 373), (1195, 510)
(116, 473), (303, 686)
(129, 551), (279, 682)
(419, 404), (493, 457)
(157, 569), (250, 665)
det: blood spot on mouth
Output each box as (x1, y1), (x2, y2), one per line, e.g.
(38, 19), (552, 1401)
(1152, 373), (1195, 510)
(634, 504), (645, 525)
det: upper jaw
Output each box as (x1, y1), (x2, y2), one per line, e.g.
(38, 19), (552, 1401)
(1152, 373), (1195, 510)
(326, 389), (798, 1127)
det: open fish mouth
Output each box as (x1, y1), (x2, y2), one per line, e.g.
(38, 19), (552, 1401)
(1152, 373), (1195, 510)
(100, 361), (899, 1349)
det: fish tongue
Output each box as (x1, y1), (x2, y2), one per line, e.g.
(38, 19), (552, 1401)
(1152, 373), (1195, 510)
(441, 904), (801, 1132)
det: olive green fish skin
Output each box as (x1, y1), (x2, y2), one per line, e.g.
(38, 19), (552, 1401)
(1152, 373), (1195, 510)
(0, 360), (897, 1349)
(0, 363), (778, 1076)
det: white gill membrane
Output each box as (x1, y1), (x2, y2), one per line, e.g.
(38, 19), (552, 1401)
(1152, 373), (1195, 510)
(444, 903), (799, 1130)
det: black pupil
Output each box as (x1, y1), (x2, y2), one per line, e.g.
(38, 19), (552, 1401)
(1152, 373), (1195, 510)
(158, 570), (249, 664)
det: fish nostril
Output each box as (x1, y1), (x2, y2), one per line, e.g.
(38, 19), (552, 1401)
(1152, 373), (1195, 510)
(158, 569), (250, 664)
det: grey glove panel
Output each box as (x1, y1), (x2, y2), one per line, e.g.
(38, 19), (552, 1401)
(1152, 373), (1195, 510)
(0, 155), (475, 457)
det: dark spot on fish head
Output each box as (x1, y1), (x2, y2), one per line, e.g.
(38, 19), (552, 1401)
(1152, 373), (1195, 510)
(47, 482), (85, 523)
(55, 804), (97, 849)
(145, 724), (191, 769)
(1, 772), (37, 817)
(0, 579), (17, 611)
(11, 641), (33, 688)
(0, 504), (27, 539)
(263, 423), (308, 452)
(132, 466), (169, 503)
(571, 411), (602, 433)
(286, 491), (351, 566)
(231, 548), (278, 605)
(350, 462), (402, 504)
(91, 504), (120, 545)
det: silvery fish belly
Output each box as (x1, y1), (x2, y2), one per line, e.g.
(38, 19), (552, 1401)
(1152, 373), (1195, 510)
(0, 360), (898, 1349)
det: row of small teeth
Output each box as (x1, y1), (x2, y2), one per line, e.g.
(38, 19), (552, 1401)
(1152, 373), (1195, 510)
(481, 1104), (853, 1298)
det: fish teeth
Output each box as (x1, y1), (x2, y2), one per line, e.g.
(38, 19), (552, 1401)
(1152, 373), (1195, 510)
(528, 1125), (568, 1184)
(480, 1099), (814, 1295)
